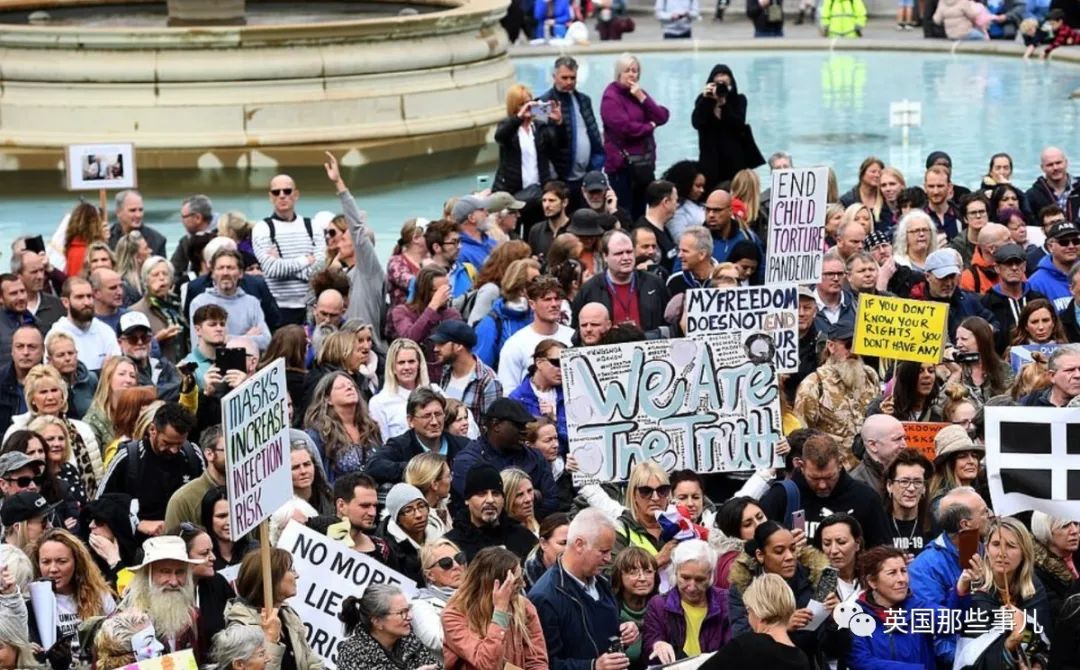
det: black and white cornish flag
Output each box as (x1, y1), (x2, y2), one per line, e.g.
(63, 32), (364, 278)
(985, 407), (1080, 518)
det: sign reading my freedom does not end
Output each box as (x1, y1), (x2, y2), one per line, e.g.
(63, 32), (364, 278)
(223, 358), (292, 539)
(854, 294), (949, 365)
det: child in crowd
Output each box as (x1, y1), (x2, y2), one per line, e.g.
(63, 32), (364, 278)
(1043, 8), (1080, 58)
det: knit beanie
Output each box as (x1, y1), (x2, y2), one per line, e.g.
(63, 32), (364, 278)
(463, 464), (504, 499)
(385, 483), (426, 521)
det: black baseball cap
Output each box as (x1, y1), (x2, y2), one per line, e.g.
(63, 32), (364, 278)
(0, 492), (56, 527)
(429, 320), (477, 349)
(992, 243), (1026, 264)
(485, 398), (535, 426)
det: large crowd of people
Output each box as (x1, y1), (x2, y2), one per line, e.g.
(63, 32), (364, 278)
(1, 52), (1080, 670)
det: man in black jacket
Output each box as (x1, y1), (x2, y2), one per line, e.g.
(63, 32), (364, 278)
(367, 388), (469, 485)
(571, 229), (671, 339)
(444, 463), (537, 561)
(981, 243), (1048, 353)
(1025, 147), (1080, 224)
(538, 56), (605, 208)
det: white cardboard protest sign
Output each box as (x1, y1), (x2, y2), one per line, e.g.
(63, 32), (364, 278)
(561, 335), (784, 485)
(984, 406), (1080, 519)
(765, 166), (828, 284)
(277, 521), (418, 670)
(684, 285), (799, 373)
(223, 358), (292, 539)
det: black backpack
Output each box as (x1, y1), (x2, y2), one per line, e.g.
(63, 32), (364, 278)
(124, 439), (204, 496)
(262, 216), (315, 255)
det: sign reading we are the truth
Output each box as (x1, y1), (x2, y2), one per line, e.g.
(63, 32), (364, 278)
(854, 294), (948, 364)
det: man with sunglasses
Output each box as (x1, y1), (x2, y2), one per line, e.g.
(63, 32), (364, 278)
(982, 243), (1048, 354)
(1029, 221), (1080, 312)
(251, 174), (325, 326)
(117, 312), (181, 402)
(0, 451), (43, 506)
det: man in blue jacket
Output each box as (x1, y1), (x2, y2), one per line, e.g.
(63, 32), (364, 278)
(529, 508), (638, 670)
(1028, 221), (1080, 312)
(908, 487), (989, 667)
(450, 398), (559, 518)
(538, 56), (605, 209)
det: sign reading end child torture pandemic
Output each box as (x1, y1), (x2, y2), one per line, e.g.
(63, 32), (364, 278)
(766, 166), (828, 284)
(853, 294), (948, 364)
(985, 407), (1080, 520)
(561, 335), (783, 485)
(278, 521), (417, 670)
(223, 358), (291, 539)
(684, 285), (799, 373)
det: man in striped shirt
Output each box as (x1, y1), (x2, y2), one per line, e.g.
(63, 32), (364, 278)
(251, 174), (326, 325)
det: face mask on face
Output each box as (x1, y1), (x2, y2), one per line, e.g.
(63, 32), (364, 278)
(131, 625), (165, 661)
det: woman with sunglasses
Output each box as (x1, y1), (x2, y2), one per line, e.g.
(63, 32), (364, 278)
(443, 546), (547, 670)
(338, 583), (442, 670)
(411, 539), (466, 652)
(508, 339), (568, 449)
(177, 522), (235, 661)
(226, 548), (324, 670)
(1, 430), (78, 531)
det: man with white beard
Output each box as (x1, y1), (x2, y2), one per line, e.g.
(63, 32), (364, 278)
(119, 536), (203, 656)
(793, 321), (881, 469)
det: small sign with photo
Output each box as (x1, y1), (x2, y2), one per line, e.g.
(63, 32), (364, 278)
(65, 142), (137, 191)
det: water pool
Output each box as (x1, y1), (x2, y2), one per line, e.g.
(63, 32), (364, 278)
(0, 50), (1076, 264)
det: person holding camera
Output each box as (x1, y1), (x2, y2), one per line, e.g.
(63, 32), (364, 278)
(692, 65), (764, 192)
(493, 85), (561, 216)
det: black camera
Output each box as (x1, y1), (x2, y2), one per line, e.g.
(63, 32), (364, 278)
(953, 351), (980, 364)
(607, 635), (624, 654)
(714, 82), (730, 97)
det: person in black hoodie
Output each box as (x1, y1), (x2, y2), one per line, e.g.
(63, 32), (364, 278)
(692, 65), (765, 191)
(758, 434), (891, 548)
(444, 464), (537, 562)
(78, 492), (141, 589)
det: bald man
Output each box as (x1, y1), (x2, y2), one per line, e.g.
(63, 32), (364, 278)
(576, 302), (611, 346)
(252, 174), (325, 325)
(1026, 147), (1080, 222)
(849, 414), (907, 497)
(314, 289), (346, 328)
(702, 188), (762, 267)
(960, 223), (1010, 295)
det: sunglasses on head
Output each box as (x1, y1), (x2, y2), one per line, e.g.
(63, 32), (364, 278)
(636, 484), (671, 499)
(430, 552), (467, 571)
(270, 188), (294, 197)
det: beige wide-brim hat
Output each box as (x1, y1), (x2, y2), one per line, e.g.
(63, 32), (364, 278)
(933, 424), (983, 465)
(131, 536), (206, 571)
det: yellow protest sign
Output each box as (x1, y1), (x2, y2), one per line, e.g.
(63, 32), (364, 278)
(853, 294), (948, 364)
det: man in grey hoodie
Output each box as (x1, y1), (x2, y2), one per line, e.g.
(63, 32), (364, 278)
(187, 248), (271, 352)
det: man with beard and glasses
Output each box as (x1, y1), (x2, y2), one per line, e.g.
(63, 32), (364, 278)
(793, 320), (881, 467)
(47, 277), (121, 374)
(119, 536), (204, 657)
(327, 472), (396, 567)
(117, 312), (181, 402)
(444, 463), (537, 561)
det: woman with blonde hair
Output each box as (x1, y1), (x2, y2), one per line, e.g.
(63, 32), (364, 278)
(215, 211), (257, 268)
(79, 240), (117, 279)
(841, 202), (874, 236)
(411, 538), (466, 652)
(114, 231), (151, 305)
(303, 371), (381, 482)
(299, 329), (363, 418)
(468, 240), (533, 326)
(386, 218), (429, 309)
(5, 365), (101, 495)
(493, 84), (558, 200)
(130, 256), (187, 361)
(731, 169), (766, 238)
(474, 258), (540, 370)
(442, 546), (548, 670)
(29, 529), (117, 656)
(64, 202), (108, 277)
(405, 452), (453, 538)
(501, 468), (539, 536)
(368, 339), (433, 442)
(823, 203), (845, 248)
(700, 573), (809, 669)
(83, 355), (138, 454)
(26, 415), (85, 506)
(878, 167), (906, 230)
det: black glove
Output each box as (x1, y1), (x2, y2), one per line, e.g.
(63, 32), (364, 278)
(34, 635), (73, 670)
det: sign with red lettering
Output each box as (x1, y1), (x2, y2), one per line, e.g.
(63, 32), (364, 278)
(765, 166), (828, 284)
(223, 358), (291, 538)
(278, 521), (417, 670)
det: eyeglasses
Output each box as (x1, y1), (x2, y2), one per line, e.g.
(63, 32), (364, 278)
(890, 478), (925, 490)
(908, 228), (930, 236)
(821, 271), (845, 279)
(626, 567), (656, 578)
(270, 188), (294, 197)
(441, 238), (461, 248)
(413, 410), (445, 423)
(386, 606), (413, 621)
(429, 552), (467, 571)
(1056, 237), (1080, 247)
(3, 475), (41, 487)
(966, 209), (988, 219)
(399, 501), (429, 517)
(636, 484), (671, 499)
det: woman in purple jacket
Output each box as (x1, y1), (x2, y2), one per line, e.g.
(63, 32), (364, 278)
(600, 53), (671, 219)
(644, 539), (733, 664)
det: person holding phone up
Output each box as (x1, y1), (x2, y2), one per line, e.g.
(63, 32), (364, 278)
(493, 85), (561, 212)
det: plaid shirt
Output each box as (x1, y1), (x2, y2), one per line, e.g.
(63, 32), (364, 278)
(440, 355), (504, 424)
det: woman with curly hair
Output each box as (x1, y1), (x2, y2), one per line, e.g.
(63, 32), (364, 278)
(303, 371), (382, 482)
(28, 528), (117, 655)
(663, 160), (706, 242)
(442, 547), (547, 670)
(64, 202), (108, 277)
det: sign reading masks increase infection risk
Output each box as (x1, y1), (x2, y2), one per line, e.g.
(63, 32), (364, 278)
(561, 335), (784, 485)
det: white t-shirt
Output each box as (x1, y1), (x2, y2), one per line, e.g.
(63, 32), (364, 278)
(444, 373), (470, 402)
(497, 323), (574, 391)
(56, 591), (116, 654)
